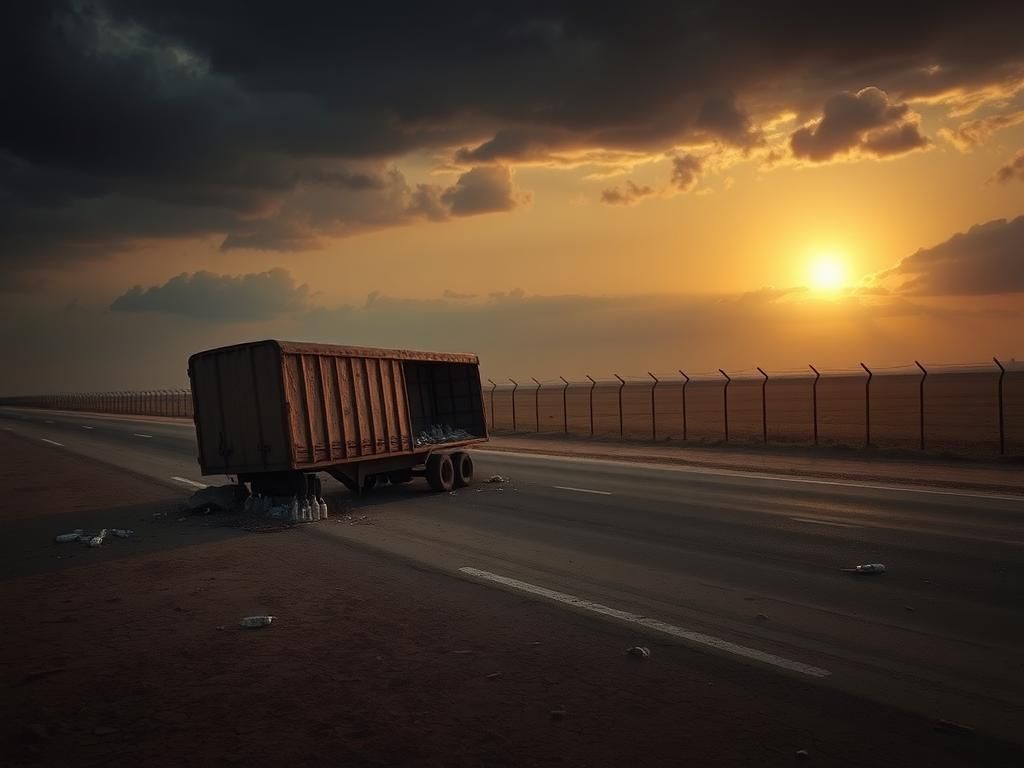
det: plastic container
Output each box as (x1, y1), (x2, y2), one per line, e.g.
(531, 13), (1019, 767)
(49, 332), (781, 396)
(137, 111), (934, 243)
(240, 615), (275, 628)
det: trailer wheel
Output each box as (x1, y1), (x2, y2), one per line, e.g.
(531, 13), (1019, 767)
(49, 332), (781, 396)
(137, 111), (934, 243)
(425, 453), (455, 492)
(452, 451), (474, 487)
(362, 475), (378, 492)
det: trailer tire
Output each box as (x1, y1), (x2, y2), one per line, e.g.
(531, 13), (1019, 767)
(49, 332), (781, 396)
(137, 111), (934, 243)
(362, 475), (378, 492)
(426, 453), (455, 492)
(452, 451), (473, 487)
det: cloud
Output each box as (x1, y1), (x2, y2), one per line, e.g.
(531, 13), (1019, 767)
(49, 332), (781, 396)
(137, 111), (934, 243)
(670, 154), (703, 191)
(600, 181), (655, 205)
(993, 149), (1024, 183)
(940, 110), (1024, 151)
(876, 216), (1024, 295)
(110, 268), (310, 321)
(695, 95), (764, 149)
(3, 2), (1024, 277)
(790, 87), (929, 162)
(440, 166), (524, 216)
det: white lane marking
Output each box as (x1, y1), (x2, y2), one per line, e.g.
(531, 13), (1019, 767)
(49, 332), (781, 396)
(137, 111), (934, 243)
(81, 425), (94, 430)
(171, 476), (208, 489)
(553, 485), (612, 496)
(41, 438), (64, 447)
(459, 567), (831, 678)
(133, 433), (153, 439)
(790, 517), (861, 529)
(483, 450), (1024, 503)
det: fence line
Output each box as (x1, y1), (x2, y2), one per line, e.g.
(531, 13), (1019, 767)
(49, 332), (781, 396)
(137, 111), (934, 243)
(1, 358), (1021, 456)
(483, 359), (1021, 456)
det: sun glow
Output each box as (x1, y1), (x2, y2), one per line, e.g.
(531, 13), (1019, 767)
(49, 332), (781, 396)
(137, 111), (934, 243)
(808, 253), (848, 291)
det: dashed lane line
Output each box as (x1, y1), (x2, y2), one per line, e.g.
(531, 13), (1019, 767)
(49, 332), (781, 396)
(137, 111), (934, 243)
(459, 567), (831, 679)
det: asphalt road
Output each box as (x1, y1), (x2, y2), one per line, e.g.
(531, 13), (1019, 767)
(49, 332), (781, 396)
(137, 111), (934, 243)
(2, 406), (1023, 744)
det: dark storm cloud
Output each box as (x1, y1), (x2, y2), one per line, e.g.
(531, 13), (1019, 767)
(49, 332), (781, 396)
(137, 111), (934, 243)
(994, 150), (1024, 183)
(600, 181), (655, 205)
(696, 95), (764, 150)
(670, 154), (703, 191)
(110, 268), (311, 321)
(790, 88), (929, 162)
(3, 1), (1024, 273)
(877, 216), (1024, 295)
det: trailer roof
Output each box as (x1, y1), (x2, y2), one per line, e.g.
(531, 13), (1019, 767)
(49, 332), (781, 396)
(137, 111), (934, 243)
(189, 339), (480, 366)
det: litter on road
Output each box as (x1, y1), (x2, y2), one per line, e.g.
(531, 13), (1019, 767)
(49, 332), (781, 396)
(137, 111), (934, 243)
(841, 563), (887, 574)
(626, 646), (651, 659)
(240, 615), (275, 628)
(486, 474), (506, 484)
(185, 484), (243, 514)
(54, 530), (83, 543)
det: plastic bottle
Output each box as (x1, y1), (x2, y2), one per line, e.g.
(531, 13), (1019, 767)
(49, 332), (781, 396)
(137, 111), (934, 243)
(318, 497), (328, 519)
(55, 529), (84, 543)
(240, 615), (275, 628)
(311, 498), (321, 521)
(288, 498), (299, 522)
(112, 529), (133, 538)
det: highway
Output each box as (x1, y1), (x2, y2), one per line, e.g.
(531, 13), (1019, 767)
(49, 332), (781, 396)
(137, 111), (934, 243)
(2, 406), (1023, 744)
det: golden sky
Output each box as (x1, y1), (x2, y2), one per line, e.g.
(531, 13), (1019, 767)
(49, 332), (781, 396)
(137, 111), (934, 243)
(2, 3), (1023, 392)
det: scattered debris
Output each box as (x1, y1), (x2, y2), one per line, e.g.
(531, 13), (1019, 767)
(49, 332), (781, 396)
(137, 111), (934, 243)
(549, 708), (566, 721)
(626, 645), (651, 659)
(756, 613), (769, 621)
(185, 484), (245, 514)
(935, 719), (975, 735)
(795, 749), (809, 759)
(112, 528), (133, 538)
(88, 529), (109, 548)
(415, 424), (474, 446)
(841, 563), (886, 574)
(239, 615), (275, 628)
(905, 605), (915, 612)
(486, 672), (503, 679)
(486, 474), (506, 484)
(54, 530), (83, 543)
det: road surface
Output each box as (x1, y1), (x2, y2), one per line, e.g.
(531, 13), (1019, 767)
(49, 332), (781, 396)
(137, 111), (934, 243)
(2, 406), (1022, 746)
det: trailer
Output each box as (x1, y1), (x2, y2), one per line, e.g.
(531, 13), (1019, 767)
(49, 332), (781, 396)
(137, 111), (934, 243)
(188, 340), (488, 497)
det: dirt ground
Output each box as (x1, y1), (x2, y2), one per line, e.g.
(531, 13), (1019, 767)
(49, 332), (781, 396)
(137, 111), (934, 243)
(1, 430), (1020, 767)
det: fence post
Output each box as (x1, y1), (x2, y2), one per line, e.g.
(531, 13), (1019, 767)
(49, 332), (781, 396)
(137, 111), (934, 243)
(994, 358), (1005, 455)
(487, 379), (497, 430)
(648, 373), (659, 441)
(860, 363), (873, 447)
(586, 375), (596, 437)
(757, 367), (768, 444)
(614, 374), (625, 438)
(719, 369), (731, 442)
(531, 377), (542, 433)
(808, 365), (821, 446)
(915, 361), (927, 450)
(559, 377), (570, 434)
(508, 378), (519, 432)
(678, 370), (689, 440)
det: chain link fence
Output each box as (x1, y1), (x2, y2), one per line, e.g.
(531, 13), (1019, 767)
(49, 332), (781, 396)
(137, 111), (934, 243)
(484, 359), (1023, 456)
(0, 390), (194, 418)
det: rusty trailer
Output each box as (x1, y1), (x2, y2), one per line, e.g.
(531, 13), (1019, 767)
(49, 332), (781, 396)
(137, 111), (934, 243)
(188, 340), (487, 495)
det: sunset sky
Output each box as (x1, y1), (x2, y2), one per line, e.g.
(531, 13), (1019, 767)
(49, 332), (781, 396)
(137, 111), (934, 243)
(3, 2), (1023, 393)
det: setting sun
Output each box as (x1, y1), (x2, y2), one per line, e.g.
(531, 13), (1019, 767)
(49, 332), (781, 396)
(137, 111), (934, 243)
(809, 254), (848, 291)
